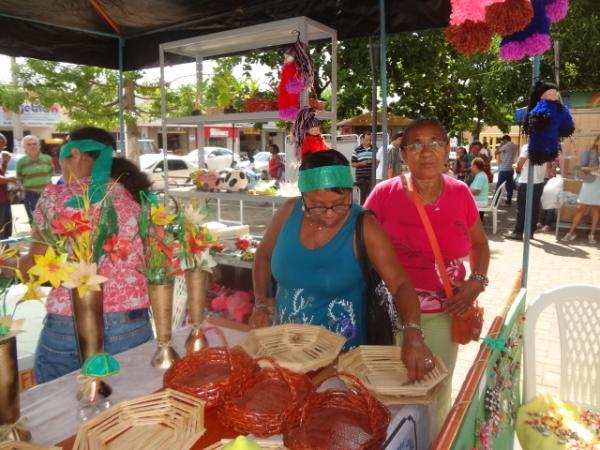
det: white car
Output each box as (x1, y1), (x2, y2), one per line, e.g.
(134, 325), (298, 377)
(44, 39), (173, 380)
(183, 147), (240, 171)
(139, 154), (195, 191)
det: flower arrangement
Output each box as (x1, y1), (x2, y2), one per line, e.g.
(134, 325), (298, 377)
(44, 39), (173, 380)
(27, 182), (117, 298)
(138, 192), (186, 285)
(182, 204), (221, 272)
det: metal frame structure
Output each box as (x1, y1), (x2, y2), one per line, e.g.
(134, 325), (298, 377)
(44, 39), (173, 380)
(158, 16), (338, 197)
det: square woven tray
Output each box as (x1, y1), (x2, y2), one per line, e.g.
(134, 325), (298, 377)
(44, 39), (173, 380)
(337, 345), (448, 404)
(0, 444), (61, 450)
(241, 324), (345, 373)
(73, 389), (205, 450)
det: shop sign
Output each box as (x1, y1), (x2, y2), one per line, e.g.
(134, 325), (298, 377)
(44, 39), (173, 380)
(0, 103), (62, 126)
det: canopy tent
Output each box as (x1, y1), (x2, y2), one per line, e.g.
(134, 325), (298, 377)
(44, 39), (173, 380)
(0, 0), (450, 70)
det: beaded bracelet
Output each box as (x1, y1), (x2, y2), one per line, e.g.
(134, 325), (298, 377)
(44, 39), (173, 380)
(469, 272), (489, 288)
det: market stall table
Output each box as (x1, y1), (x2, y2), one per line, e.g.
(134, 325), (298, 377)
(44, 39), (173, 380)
(170, 187), (294, 226)
(18, 319), (432, 449)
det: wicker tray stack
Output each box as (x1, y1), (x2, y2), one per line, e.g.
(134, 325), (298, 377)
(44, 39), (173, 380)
(73, 389), (205, 450)
(337, 345), (449, 405)
(0, 444), (61, 450)
(240, 324), (346, 373)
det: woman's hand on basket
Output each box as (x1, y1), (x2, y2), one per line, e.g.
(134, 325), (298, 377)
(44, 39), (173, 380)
(401, 330), (435, 381)
(248, 298), (275, 329)
(447, 279), (483, 316)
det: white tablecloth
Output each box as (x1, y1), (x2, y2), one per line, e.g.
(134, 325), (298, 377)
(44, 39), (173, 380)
(19, 324), (431, 449)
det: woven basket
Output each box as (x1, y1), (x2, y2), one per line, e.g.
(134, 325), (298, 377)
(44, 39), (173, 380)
(240, 324), (345, 373)
(73, 389), (205, 450)
(337, 346), (449, 404)
(283, 372), (390, 450)
(163, 327), (257, 408)
(203, 439), (287, 450)
(309, 98), (325, 110)
(244, 98), (277, 112)
(218, 356), (314, 437)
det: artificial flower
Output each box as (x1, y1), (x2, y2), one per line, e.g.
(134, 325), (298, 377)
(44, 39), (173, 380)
(21, 280), (44, 301)
(150, 205), (176, 226)
(188, 231), (207, 255)
(158, 239), (179, 260)
(63, 261), (108, 298)
(195, 249), (217, 272)
(102, 234), (130, 264)
(51, 210), (91, 237)
(28, 247), (73, 288)
(183, 204), (207, 226)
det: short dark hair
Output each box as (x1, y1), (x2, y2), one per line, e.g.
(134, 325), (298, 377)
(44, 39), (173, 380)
(470, 140), (483, 147)
(501, 134), (511, 142)
(360, 131), (372, 140)
(391, 132), (403, 141)
(401, 118), (448, 147)
(472, 157), (485, 171)
(269, 143), (279, 153)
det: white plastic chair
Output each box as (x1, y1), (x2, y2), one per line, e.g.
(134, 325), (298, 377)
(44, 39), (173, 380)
(523, 284), (600, 409)
(478, 181), (506, 234)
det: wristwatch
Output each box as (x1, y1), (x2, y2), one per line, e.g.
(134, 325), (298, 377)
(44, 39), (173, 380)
(254, 297), (274, 315)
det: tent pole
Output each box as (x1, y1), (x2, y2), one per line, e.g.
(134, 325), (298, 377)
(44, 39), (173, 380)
(159, 47), (170, 203)
(522, 55), (541, 287)
(118, 37), (125, 158)
(379, 0), (388, 180)
(368, 36), (378, 191)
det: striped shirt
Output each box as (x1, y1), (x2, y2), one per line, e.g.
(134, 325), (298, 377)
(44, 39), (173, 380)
(352, 145), (374, 180)
(16, 154), (54, 193)
(499, 142), (517, 171)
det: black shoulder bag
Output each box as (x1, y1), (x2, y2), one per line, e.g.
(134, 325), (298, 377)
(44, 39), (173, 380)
(355, 210), (398, 345)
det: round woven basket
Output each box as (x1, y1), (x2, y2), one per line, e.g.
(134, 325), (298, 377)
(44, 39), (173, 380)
(163, 327), (257, 408)
(283, 372), (390, 450)
(218, 356), (314, 437)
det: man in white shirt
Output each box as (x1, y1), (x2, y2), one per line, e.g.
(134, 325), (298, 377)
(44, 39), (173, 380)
(505, 144), (547, 241)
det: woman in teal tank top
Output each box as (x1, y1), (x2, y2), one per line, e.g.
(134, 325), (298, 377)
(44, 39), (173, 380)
(250, 150), (436, 380)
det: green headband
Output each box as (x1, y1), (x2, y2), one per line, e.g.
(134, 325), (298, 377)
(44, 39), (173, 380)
(298, 165), (354, 193)
(60, 139), (114, 207)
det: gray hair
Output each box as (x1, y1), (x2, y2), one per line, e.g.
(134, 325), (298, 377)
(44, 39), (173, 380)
(22, 134), (40, 146)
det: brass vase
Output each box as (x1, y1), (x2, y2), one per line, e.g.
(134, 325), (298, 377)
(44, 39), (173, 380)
(184, 269), (209, 354)
(0, 336), (30, 441)
(71, 289), (112, 399)
(148, 283), (180, 368)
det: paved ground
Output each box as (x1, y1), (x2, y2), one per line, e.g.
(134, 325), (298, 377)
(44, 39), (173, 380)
(10, 194), (599, 402)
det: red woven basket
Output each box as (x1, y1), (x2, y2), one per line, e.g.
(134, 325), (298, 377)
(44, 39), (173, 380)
(283, 371), (390, 450)
(163, 327), (257, 408)
(244, 97), (277, 112)
(217, 356), (314, 437)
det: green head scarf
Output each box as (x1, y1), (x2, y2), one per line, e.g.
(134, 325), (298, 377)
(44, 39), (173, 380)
(59, 139), (114, 207)
(298, 165), (354, 193)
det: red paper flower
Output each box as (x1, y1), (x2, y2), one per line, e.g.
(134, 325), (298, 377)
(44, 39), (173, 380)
(236, 237), (251, 251)
(102, 234), (130, 264)
(51, 211), (91, 237)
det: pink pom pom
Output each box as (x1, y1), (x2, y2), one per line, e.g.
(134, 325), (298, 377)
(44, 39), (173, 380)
(286, 78), (304, 94)
(450, 0), (494, 26)
(545, 0), (568, 23)
(500, 33), (551, 60)
(278, 106), (298, 121)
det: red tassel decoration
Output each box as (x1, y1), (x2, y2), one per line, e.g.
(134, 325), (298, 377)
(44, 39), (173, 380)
(445, 21), (494, 55)
(485, 0), (534, 36)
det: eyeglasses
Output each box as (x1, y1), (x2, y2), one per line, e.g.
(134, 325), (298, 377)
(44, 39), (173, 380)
(303, 200), (352, 215)
(402, 140), (447, 153)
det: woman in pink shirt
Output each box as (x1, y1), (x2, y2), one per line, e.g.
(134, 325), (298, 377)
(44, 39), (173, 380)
(4, 127), (153, 383)
(365, 118), (490, 429)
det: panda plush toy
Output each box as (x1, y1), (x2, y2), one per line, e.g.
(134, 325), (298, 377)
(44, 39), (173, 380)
(223, 169), (249, 192)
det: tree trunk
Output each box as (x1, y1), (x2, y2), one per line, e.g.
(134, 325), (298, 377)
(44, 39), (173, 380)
(124, 78), (140, 167)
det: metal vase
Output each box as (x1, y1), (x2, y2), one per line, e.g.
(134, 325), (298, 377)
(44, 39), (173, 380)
(0, 336), (30, 441)
(148, 283), (180, 369)
(71, 289), (112, 399)
(184, 269), (209, 354)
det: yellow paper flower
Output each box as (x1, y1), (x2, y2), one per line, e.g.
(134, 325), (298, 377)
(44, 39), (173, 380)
(62, 261), (108, 298)
(21, 280), (44, 301)
(151, 205), (176, 226)
(28, 247), (73, 288)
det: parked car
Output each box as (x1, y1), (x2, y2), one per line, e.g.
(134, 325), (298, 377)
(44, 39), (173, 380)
(183, 147), (240, 171)
(140, 154), (195, 191)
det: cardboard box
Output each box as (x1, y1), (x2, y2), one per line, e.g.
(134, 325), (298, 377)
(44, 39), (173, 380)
(559, 204), (591, 224)
(561, 156), (578, 178)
